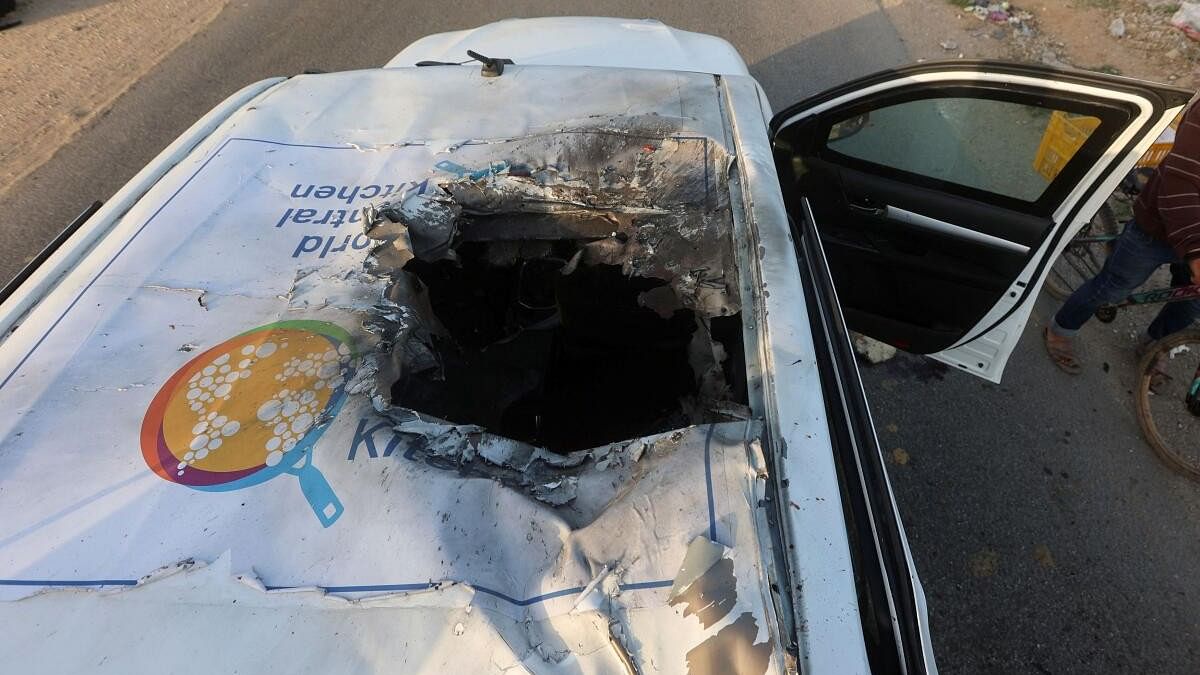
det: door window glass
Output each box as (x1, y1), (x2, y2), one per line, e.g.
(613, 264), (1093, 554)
(826, 97), (1100, 202)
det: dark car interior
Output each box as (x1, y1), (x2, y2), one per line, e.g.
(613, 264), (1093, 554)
(772, 84), (1135, 354)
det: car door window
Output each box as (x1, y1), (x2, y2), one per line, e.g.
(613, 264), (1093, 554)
(827, 97), (1100, 202)
(771, 64), (1188, 381)
(785, 92), (1125, 357)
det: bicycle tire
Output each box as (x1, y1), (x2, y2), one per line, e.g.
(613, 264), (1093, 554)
(1045, 203), (1120, 301)
(1134, 329), (1200, 482)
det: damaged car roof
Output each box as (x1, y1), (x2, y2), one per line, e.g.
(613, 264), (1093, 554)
(0, 66), (810, 673)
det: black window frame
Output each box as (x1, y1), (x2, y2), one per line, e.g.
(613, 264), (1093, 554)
(788, 198), (929, 675)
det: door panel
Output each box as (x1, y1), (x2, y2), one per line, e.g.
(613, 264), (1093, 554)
(803, 157), (1051, 353)
(835, 169), (1051, 249)
(772, 61), (1191, 381)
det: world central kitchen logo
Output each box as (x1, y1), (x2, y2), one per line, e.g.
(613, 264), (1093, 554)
(140, 321), (357, 527)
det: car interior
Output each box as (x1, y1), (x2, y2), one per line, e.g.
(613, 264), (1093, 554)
(773, 86), (1135, 353)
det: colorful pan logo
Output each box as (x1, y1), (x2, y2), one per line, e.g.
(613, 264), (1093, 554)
(141, 320), (357, 527)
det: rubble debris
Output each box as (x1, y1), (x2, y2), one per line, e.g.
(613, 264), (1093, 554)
(1110, 16), (1126, 39)
(852, 332), (897, 365)
(1041, 50), (1066, 68)
(966, 0), (1200, 81)
(963, 1), (1035, 35)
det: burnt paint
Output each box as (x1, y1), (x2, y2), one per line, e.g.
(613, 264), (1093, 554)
(684, 612), (775, 675)
(668, 556), (737, 629)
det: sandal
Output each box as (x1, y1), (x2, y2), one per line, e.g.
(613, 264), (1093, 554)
(1137, 338), (1173, 394)
(1044, 326), (1082, 375)
(1148, 354), (1173, 395)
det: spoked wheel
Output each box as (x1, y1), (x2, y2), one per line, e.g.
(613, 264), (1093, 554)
(1135, 330), (1200, 481)
(1045, 203), (1120, 301)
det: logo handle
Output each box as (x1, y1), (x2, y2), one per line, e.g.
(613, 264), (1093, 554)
(290, 460), (344, 528)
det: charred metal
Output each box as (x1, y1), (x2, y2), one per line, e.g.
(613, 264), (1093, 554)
(357, 128), (747, 459)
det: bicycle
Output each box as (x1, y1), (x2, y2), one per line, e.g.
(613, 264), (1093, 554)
(1094, 283), (1200, 481)
(1037, 118), (1200, 478)
(1044, 168), (1151, 300)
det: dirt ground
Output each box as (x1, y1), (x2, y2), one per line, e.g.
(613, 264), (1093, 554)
(0, 0), (227, 197)
(884, 0), (1200, 89)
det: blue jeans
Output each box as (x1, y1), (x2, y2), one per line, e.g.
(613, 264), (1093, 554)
(1052, 219), (1200, 340)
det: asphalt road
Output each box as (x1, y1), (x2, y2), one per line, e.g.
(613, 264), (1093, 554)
(863, 301), (1200, 673)
(2, 1), (1198, 673)
(0, 0), (908, 284)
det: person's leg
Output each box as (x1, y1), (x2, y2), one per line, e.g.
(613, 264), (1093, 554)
(1051, 220), (1176, 336)
(1046, 220), (1175, 372)
(1169, 262), (1192, 287)
(1147, 279), (1200, 341)
(1136, 265), (1200, 391)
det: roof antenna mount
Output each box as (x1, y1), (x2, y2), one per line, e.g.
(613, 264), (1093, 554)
(467, 50), (514, 77)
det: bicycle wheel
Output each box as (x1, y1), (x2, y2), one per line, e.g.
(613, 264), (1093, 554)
(1135, 329), (1200, 481)
(1044, 203), (1120, 301)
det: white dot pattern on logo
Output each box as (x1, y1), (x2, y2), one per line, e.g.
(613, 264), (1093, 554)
(174, 338), (352, 478)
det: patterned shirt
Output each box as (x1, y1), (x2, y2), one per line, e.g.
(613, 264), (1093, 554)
(1135, 99), (1200, 262)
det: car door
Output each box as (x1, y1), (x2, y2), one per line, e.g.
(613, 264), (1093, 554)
(770, 61), (1191, 382)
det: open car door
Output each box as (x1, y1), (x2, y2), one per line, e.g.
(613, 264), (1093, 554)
(771, 61), (1192, 382)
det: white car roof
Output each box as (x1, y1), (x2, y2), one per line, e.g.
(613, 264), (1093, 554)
(387, 17), (750, 76)
(0, 66), (802, 674)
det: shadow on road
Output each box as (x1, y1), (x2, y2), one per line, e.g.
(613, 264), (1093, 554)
(6, 0), (114, 27)
(749, 9), (908, 107)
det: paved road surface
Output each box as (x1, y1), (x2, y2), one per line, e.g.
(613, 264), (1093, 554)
(863, 298), (1200, 673)
(0, 0), (905, 283)
(2, 1), (1197, 672)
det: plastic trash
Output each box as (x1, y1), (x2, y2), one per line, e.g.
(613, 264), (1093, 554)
(1109, 16), (1125, 38)
(1172, 2), (1200, 42)
(965, 1), (1034, 34)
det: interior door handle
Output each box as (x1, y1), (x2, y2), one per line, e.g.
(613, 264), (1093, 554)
(847, 201), (887, 218)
